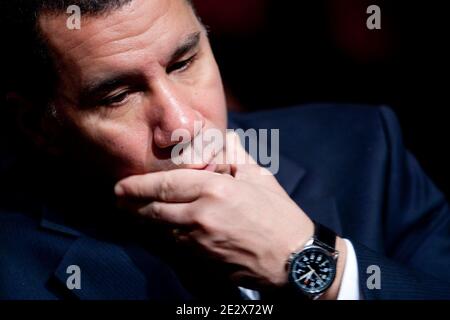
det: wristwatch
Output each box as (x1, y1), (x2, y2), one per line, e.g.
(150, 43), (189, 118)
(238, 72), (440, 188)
(287, 222), (339, 300)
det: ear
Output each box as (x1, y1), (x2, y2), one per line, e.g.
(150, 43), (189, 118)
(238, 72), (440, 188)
(6, 92), (64, 156)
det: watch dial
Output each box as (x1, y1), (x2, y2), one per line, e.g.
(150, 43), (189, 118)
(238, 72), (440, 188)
(290, 247), (336, 295)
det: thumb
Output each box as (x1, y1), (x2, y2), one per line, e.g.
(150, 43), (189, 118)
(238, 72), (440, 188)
(225, 131), (257, 166)
(225, 131), (269, 180)
(225, 132), (287, 195)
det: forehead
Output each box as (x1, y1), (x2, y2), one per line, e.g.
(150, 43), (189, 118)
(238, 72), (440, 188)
(38, 0), (198, 78)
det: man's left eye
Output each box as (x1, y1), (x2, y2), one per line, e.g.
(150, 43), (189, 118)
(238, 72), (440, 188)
(167, 54), (197, 73)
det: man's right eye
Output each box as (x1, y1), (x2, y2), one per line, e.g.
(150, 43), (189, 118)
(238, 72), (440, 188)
(100, 91), (130, 106)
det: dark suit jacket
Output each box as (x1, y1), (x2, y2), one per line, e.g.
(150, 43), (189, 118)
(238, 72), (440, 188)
(1, 104), (450, 300)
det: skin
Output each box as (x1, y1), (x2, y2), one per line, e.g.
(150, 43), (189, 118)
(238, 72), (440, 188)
(39, 0), (227, 179)
(34, 0), (346, 297)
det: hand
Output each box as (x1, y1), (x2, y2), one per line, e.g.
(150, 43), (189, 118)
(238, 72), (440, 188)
(114, 132), (315, 289)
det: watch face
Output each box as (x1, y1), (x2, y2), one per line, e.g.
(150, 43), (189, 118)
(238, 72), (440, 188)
(289, 247), (336, 295)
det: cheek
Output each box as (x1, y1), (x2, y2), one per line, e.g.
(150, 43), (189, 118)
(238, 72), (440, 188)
(193, 58), (228, 131)
(73, 116), (152, 176)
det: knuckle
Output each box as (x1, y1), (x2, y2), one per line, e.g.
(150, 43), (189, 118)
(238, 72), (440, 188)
(139, 202), (162, 218)
(149, 202), (162, 216)
(192, 210), (214, 232)
(204, 180), (230, 199)
(181, 206), (195, 222)
(192, 209), (208, 226)
(159, 173), (175, 201)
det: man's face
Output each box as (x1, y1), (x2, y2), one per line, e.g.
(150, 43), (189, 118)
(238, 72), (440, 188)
(39, 0), (227, 180)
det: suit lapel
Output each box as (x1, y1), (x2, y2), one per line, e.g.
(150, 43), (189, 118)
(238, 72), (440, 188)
(40, 205), (195, 300)
(52, 237), (151, 300)
(274, 153), (306, 195)
(40, 205), (83, 238)
(40, 206), (151, 299)
(275, 154), (342, 235)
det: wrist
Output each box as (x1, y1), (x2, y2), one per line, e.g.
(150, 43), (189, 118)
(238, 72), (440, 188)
(267, 216), (314, 288)
(283, 223), (345, 300)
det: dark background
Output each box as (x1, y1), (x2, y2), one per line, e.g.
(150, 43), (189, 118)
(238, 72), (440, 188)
(193, 0), (450, 198)
(0, 0), (449, 198)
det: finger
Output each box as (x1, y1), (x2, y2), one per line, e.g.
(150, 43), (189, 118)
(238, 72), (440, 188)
(225, 132), (286, 193)
(115, 169), (219, 202)
(137, 201), (195, 226)
(225, 132), (258, 167)
(225, 132), (269, 180)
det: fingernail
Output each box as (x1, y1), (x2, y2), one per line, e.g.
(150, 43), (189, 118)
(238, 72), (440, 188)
(114, 184), (124, 196)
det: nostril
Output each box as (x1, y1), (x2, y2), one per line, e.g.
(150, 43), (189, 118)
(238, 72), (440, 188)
(152, 144), (177, 160)
(153, 124), (188, 149)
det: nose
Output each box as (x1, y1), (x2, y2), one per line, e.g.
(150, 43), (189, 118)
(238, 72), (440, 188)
(151, 79), (203, 149)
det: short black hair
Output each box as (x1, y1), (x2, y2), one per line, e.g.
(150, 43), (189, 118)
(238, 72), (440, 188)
(1, 0), (194, 110)
(1, 1), (137, 110)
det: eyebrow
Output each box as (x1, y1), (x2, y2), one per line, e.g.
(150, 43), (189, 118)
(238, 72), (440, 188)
(79, 31), (202, 105)
(168, 31), (201, 63)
